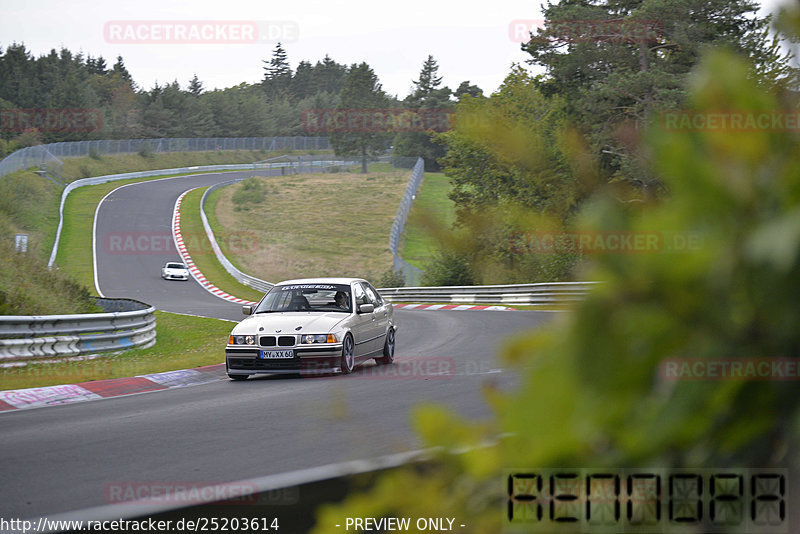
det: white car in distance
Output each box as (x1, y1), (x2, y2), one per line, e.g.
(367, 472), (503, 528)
(161, 261), (190, 281)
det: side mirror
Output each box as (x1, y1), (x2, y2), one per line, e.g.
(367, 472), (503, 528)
(358, 303), (375, 314)
(242, 305), (253, 316)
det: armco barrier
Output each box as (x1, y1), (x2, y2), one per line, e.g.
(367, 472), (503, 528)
(200, 180), (274, 293)
(377, 281), (600, 305)
(389, 157), (425, 285)
(0, 298), (156, 365)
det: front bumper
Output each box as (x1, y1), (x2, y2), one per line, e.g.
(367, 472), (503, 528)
(226, 345), (342, 375)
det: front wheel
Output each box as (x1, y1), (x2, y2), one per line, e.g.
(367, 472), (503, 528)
(228, 374), (249, 381)
(340, 334), (355, 374)
(375, 328), (395, 365)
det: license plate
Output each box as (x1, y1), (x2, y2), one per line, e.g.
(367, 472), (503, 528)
(259, 350), (294, 359)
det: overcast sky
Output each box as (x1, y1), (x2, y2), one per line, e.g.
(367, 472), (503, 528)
(0, 0), (791, 99)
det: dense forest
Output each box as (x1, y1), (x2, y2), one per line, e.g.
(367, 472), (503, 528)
(0, 42), (481, 165)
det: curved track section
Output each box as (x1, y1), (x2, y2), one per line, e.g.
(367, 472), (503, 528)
(0, 171), (553, 520)
(93, 171), (261, 321)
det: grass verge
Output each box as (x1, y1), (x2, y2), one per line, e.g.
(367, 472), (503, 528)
(0, 311), (233, 390)
(179, 188), (265, 302)
(400, 172), (456, 269)
(210, 170), (410, 282)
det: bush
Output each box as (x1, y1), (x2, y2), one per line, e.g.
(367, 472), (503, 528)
(12, 129), (42, 149)
(137, 142), (154, 158)
(420, 249), (473, 286)
(378, 268), (405, 288)
(0, 138), (15, 158)
(232, 178), (268, 211)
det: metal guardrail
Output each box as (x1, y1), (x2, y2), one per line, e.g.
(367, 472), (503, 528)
(200, 180), (274, 294)
(389, 157), (425, 285)
(377, 281), (601, 305)
(0, 299), (156, 365)
(0, 136), (331, 181)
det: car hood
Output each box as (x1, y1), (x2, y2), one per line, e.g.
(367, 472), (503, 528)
(163, 268), (188, 273)
(233, 312), (348, 334)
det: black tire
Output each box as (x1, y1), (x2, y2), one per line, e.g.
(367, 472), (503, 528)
(375, 328), (395, 365)
(228, 374), (249, 381)
(340, 334), (355, 374)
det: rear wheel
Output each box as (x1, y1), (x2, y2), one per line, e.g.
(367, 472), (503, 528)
(340, 334), (355, 374)
(375, 328), (395, 365)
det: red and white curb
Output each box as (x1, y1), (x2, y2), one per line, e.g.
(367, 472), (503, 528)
(392, 303), (514, 311)
(172, 189), (258, 306)
(0, 364), (226, 413)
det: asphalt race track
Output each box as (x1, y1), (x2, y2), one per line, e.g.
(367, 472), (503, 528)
(0, 171), (554, 520)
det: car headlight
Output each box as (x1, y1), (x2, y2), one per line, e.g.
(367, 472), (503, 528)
(300, 334), (338, 344)
(229, 335), (256, 345)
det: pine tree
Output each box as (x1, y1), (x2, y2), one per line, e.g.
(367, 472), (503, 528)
(291, 60), (314, 101)
(188, 74), (203, 96)
(313, 55), (348, 94)
(523, 0), (798, 195)
(454, 81), (483, 100)
(112, 56), (133, 85)
(394, 55), (454, 170)
(262, 42), (292, 97)
(411, 55), (443, 102)
(330, 62), (391, 173)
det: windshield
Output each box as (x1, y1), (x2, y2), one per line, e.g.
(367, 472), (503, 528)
(254, 283), (352, 313)
(165, 263), (185, 269)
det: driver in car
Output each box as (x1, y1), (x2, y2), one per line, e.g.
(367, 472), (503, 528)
(334, 291), (350, 311)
